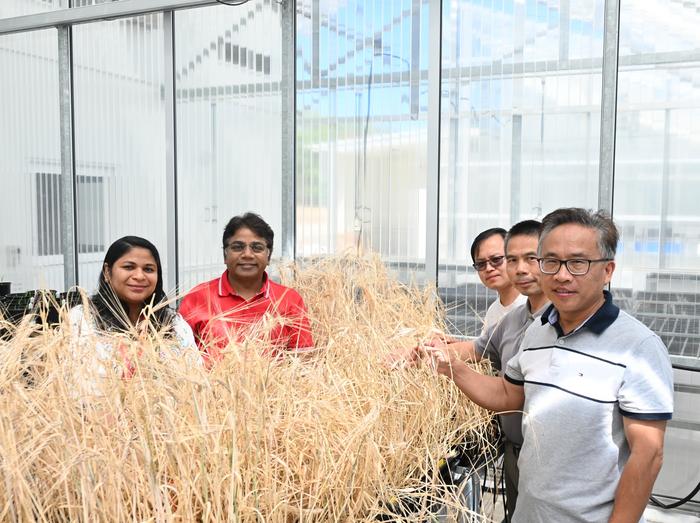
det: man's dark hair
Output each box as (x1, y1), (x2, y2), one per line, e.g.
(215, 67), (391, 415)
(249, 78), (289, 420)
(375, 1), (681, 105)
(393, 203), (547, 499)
(470, 227), (507, 262)
(505, 220), (542, 251)
(539, 208), (619, 259)
(222, 212), (274, 259)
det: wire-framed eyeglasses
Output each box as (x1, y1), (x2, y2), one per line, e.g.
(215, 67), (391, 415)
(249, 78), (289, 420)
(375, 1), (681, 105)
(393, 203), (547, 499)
(538, 257), (612, 276)
(225, 241), (268, 254)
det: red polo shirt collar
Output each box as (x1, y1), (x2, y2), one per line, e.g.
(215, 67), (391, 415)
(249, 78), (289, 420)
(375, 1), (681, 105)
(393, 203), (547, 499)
(217, 270), (271, 300)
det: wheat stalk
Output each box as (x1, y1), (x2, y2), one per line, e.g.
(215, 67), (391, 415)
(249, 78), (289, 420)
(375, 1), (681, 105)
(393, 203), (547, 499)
(0, 253), (496, 522)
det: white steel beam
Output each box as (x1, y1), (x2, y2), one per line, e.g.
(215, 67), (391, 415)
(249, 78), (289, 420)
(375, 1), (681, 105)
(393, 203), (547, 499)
(425, 0), (442, 285)
(598, 0), (620, 213)
(0, 0), (217, 35)
(163, 10), (179, 293)
(57, 26), (78, 289)
(280, 0), (296, 261)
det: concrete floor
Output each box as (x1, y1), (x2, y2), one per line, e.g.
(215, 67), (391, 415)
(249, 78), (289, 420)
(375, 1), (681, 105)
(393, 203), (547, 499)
(476, 475), (700, 523)
(645, 506), (700, 523)
(478, 498), (699, 523)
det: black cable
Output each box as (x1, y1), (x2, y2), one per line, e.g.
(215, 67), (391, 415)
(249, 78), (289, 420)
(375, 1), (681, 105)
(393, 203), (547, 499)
(651, 363), (700, 508)
(493, 457), (498, 511)
(672, 363), (700, 373)
(501, 458), (510, 522)
(655, 351), (700, 508)
(482, 452), (502, 515)
(480, 457), (489, 505)
(650, 480), (700, 510)
(215, 0), (251, 6)
(355, 59), (374, 253)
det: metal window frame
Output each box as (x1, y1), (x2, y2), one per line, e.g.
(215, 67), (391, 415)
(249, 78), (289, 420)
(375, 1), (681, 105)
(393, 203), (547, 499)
(425, 0), (442, 284)
(1, 0), (625, 291)
(1, 0), (297, 292)
(0, 0), (217, 35)
(163, 10), (179, 292)
(598, 0), (621, 214)
(280, 0), (296, 261)
(57, 25), (78, 289)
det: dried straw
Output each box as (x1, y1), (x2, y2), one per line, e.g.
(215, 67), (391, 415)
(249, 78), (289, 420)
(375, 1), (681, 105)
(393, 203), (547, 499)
(0, 254), (496, 522)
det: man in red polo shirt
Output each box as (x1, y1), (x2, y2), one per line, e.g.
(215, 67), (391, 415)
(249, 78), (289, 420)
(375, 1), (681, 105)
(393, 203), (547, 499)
(179, 212), (314, 366)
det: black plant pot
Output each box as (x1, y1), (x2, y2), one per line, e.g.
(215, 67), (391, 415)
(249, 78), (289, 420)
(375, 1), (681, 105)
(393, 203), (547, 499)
(0, 282), (11, 296)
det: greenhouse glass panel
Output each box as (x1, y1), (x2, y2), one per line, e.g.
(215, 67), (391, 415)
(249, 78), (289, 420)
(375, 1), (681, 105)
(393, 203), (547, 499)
(0, 29), (63, 293)
(438, 0), (605, 336)
(0, 0), (68, 19)
(295, 0), (431, 283)
(72, 14), (168, 292)
(175, 2), (284, 293)
(614, 0), (700, 506)
(614, 1), (700, 346)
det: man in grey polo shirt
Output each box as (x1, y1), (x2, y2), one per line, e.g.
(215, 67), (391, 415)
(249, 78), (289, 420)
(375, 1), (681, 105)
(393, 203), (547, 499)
(430, 219), (548, 519)
(429, 208), (673, 522)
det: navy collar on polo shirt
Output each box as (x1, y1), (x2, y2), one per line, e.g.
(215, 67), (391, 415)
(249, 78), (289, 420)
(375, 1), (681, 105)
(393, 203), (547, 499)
(541, 290), (620, 337)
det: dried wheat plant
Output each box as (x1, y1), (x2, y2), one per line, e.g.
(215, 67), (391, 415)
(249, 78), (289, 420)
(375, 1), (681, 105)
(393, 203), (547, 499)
(0, 254), (496, 522)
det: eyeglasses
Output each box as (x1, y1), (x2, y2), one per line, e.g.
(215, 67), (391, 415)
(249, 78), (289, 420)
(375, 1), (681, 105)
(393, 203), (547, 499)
(472, 255), (505, 272)
(225, 241), (268, 254)
(538, 257), (612, 276)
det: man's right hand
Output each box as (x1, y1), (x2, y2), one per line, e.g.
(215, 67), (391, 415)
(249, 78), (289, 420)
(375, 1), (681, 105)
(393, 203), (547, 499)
(384, 329), (454, 369)
(424, 344), (465, 378)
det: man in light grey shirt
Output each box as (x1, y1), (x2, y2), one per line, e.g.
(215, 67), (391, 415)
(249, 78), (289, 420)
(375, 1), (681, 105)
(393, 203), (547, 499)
(431, 219), (547, 518)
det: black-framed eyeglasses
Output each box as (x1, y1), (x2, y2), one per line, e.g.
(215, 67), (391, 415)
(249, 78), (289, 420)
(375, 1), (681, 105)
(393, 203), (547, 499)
(225, 241), (268, 254)
(472, 255), (505, 272)
(538, 257), (612, 276)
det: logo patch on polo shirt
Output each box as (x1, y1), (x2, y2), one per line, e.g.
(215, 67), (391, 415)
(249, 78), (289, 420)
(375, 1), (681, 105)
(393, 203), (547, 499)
(521, 346), (625, 404)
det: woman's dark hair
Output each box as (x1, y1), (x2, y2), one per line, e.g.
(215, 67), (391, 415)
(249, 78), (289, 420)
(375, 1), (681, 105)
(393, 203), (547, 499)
(222, 212), (274, 259)
(91, 236), (175, 332)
